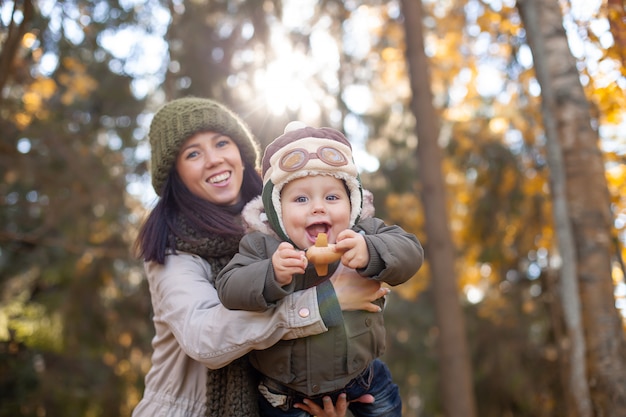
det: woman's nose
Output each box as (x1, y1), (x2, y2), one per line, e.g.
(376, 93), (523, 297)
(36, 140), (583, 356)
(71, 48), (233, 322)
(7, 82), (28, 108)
(205, 150), (223, 166)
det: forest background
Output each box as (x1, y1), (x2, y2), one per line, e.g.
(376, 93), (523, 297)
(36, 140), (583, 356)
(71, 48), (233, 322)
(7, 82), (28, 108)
(1, 0), (626, 416)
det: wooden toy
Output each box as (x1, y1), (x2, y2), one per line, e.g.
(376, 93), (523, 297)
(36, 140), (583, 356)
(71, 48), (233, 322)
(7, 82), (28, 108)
(305, 233), (344, 276)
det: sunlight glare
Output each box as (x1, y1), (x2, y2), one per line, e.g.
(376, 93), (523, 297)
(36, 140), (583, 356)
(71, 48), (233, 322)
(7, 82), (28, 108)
(465, 286), (485, 304)
(254, 12), (340, 119)
(282, 0), (317, 29)
(569, 0), (602, 21)
(255, 53), (318, 116)
(342, 84), (372, 115)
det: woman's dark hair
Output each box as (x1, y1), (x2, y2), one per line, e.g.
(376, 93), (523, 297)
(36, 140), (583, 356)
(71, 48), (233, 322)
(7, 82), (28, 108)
(134, 161), (263, 264)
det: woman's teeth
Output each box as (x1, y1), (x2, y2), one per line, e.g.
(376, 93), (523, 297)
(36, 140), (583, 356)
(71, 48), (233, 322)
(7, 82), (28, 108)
(209, 172), (230, 183)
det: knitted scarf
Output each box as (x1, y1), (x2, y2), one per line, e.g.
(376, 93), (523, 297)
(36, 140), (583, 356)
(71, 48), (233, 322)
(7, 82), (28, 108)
(174, 214), (260, 417)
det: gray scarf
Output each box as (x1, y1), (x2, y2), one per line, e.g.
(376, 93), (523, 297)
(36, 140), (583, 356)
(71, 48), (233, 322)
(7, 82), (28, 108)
(174, 214), (259, 417)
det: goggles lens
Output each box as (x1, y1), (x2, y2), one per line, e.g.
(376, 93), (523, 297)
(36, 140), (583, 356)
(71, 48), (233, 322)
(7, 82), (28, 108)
(279, 146), (348, 172)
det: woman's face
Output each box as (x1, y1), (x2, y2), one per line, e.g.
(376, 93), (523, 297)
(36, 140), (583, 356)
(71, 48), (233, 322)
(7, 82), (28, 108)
(176, 131), (244, 206)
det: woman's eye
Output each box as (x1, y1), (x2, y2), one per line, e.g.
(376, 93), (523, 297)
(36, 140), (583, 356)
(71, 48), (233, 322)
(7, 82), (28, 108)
(216, 138), (232, 148)
(185, 150), (199, 159)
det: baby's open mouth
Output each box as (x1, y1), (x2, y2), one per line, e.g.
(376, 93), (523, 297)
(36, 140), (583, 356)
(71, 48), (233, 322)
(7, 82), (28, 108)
(306, 223), (330, 240)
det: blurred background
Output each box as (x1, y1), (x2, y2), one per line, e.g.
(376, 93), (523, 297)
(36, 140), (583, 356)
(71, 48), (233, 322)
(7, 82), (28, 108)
(1, 0), (625, 416)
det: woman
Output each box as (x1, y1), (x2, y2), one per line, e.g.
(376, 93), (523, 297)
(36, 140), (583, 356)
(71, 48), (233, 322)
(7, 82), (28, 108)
(132, 97), (386, 417)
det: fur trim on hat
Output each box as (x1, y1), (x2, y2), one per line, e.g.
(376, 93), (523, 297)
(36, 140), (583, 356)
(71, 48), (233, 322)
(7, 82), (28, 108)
(243, 190), (375, 237)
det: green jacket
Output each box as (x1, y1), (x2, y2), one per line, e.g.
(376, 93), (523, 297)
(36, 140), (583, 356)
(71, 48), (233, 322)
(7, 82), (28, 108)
(216, 196), (424, 397)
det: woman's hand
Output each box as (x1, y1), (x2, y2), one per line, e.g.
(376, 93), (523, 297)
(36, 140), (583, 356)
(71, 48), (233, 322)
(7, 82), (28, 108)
(330, 264), (389, 313)
(294, 393), (375, 416)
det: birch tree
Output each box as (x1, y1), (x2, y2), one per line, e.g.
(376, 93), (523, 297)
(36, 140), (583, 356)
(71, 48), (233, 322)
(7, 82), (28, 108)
(517, 0), (626, 415)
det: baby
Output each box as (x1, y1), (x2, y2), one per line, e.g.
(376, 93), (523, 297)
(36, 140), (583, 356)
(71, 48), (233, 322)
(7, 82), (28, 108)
(217, 122), (424, 417)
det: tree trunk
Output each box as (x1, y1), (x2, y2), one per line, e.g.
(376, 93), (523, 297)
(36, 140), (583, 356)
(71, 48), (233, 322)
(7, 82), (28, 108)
(0, 0), (34, 107)
(400, 1), (477, 416)
(517, 0), (626, 415)
(516, 0), (590, 416)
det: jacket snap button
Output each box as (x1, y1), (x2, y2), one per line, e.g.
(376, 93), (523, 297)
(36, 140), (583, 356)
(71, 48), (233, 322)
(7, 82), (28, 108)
(298, 308), (310, 318)
(312, 384), (320, 393)
(365, 318), (372, 327)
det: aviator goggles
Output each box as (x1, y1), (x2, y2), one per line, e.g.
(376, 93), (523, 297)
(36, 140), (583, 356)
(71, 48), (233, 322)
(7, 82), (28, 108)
(278, 146), (349, 172)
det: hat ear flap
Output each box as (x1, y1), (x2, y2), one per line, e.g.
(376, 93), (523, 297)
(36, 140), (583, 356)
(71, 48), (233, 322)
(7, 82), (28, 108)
(262, 181), (291, 243)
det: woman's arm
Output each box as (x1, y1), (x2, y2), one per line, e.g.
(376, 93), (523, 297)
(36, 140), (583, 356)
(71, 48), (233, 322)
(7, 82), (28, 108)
(147, 252), (387, 369)
(147, 252), (325, 369)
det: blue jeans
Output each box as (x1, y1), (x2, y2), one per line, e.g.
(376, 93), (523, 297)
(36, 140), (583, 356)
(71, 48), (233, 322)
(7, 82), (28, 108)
(258, 358), (402, 417)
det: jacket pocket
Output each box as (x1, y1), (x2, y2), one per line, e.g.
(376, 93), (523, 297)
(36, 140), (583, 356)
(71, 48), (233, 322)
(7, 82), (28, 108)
(250, 340), (295, 385)
(343, 310), (386, 374)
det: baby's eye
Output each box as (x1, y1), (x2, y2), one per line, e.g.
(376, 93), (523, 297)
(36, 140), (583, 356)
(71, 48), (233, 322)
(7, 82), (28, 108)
(326, 194), (340, 201)
(295, 196), (308, 203)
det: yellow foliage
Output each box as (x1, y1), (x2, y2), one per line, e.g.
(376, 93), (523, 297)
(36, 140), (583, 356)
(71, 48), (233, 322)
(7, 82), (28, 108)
(91, 220), (114, 244)
(461, 263), (482, 287)
(76, 251), (94, 273)
(2, 299), (64, 351)
(593, 83), (626, 125)
(22, 91), (43, 113)
(16, 77), (58, 128)
(118, 332), (133, 347)
(385, 192), (424, 234)
(613, 262), (624, 286)
(476, 292), (510, 326)
(476, 9), (502, 33)
(22, 32), (37, 48)
(488, 117), (508, 134)
(606, 161), (626, 195)
(115, 359), (131, 376)
(381, 46), (403, 62)
(58, 57), (99, 104)
(393, 264), (431, 301)
(384, 192), (430, 300)
(522, 171), (546, 196)
(102, 351), (117, 366)
(14, 112), (33, 130)
(31, 77), (57, 99)
(499, 167), (518, 195)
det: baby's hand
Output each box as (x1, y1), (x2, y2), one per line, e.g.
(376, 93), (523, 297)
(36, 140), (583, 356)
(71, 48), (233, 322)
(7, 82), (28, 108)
(335, 230), (369, 270)
(272, 242), (307, 285)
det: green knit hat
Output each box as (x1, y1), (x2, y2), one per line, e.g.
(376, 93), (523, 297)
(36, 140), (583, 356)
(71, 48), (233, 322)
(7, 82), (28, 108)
(148, 97), (261, 196)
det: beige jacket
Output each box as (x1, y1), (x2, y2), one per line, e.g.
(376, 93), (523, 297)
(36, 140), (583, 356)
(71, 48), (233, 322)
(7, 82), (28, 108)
(132, 252), (329, 417)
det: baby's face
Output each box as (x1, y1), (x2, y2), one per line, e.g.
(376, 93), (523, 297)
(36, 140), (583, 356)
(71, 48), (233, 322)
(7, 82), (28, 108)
(280, 175), (351, 250)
